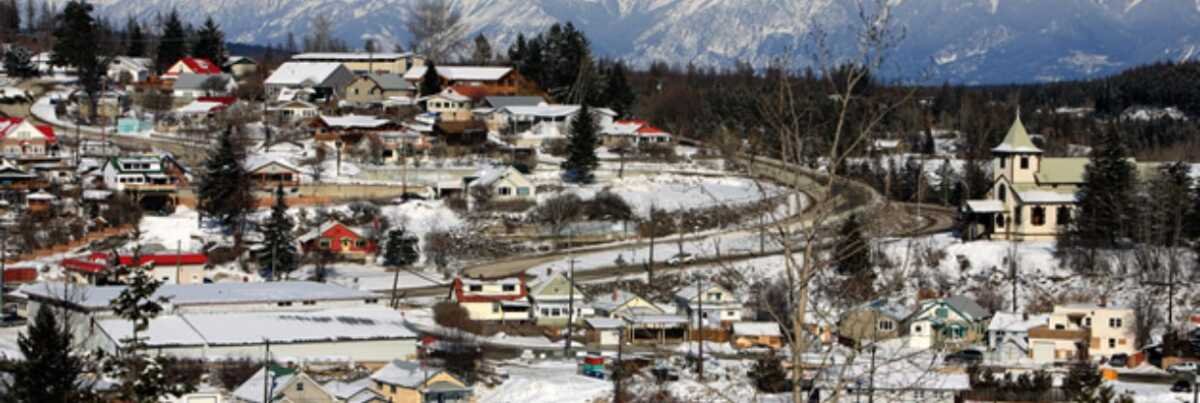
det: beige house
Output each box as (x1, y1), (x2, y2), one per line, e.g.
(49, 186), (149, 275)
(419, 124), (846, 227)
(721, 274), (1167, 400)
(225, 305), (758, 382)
(1028, 304), (1136, 364)
(232, 366), (337, 403)
(590, 289), (665, 318)
(292, 52), (425, 75)
(370, 360), (472, 403)
(905, 296), (991, 351)
(344, 74), (416, 104)
(529, 272), (590, 326)
(466, 166), (535, 202)
(423, 87), (477, 122)
(838, 298), (912, 347)
(224, 56), (258, 79)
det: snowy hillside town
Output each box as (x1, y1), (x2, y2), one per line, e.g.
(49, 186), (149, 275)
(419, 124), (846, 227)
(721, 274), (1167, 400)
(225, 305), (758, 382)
(2, 0), (1200, 402)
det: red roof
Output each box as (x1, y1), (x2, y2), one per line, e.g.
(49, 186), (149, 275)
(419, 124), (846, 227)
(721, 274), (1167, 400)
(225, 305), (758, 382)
(178, 57), (222, 75)
(448, 85), (490, 102)
(61, 258), (107, 274)
(63, 252), (208, 274)
(3, 268), (38, 283)
(451, 276), (528, 303)
(197, 96), (237, 106)
(0, 117), (56, 141)
(636, 125), (669, 136)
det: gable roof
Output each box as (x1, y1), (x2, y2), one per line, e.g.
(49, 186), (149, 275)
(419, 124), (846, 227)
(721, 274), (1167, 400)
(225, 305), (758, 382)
(0, 118), (55, 141)
(484, 96), (545, 108)
(992, 114), (1042, 154)
(175, 57), (222, 75)
(468, 166), (522, 188)
(371, 360), (452, 388)
(319, 114), (393, 129)
(266, 62), (347, 86)
(674, 283), (734, 303)
(852, 298), (913, 321)
(245, 155), (302, 174)
(918, 295), (991, 322)
(224, 56), (256, 66)
(364, 73), (415, 91)
(404, 65), (512, 82)
(451, 276), (528, 302)
(298, 221), (365, 243)
(528, 272), (585, 298)
(447, 85), (489, 102)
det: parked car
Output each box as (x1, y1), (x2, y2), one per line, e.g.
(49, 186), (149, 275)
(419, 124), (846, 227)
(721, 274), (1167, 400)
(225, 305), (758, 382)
(1172, 380), (1193, 393)
(667, 253), (695, 265)
(1108, 354), (1129, 368)
(943, 349), (984, 366)
(1170, 362), (1200, 374)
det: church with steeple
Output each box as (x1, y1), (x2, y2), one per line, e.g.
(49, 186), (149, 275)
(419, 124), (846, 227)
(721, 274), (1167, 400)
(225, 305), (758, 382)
(963, 115), (1090, 241)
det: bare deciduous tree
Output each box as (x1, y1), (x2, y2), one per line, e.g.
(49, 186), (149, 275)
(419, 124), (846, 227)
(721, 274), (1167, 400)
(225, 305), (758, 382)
(405, 0), (468, 62)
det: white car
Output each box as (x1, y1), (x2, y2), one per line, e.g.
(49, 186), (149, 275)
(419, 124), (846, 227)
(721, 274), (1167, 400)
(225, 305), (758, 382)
(1170, 362), (1200, 374)
(667, 253), (695, 265)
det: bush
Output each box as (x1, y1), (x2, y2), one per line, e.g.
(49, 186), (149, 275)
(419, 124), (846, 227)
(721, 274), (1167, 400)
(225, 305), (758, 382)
(543, 138), (568, 157)
(585, 191), (634, 221)
(433, 301), (482, 334)
(638, 143), (678, 162)
(749, 353), (791, 393)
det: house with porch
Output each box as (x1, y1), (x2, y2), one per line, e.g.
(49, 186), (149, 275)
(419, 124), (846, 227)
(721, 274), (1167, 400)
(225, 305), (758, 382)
(298, 221), (379, 259)
(449, 276), (532, 322)
(905, 295), (992, 350)
(673, 283), (744, 328)
(245, 156), (303, 189)
(529, 272), (590, 326)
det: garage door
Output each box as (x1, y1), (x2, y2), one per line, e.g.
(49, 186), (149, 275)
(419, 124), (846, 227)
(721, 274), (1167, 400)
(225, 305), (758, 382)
(1032, 341), (1055, 363)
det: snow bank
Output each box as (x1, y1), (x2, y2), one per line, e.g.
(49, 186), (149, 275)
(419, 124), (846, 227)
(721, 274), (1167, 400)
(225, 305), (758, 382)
(476, 361), (610, 403)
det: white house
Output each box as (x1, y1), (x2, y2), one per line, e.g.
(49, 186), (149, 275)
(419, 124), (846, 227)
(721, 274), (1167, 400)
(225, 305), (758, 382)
(172, 73), (237, 99)
(107, 56), (152, 83)
(466, 166), (535, 202)
(0, 118), (58, 158)
(673, 283), (743, 327)
(266, 100), (320, 123)
(528, 272), (591, 326)
(602, 119), (673, 146)
(101, 156), (175, 192)
(163, 57), (222, 79)
(449, 276), (531, 322)
(265, 62), (355, 101)
(905, 295), (991, 350)
(987, 312), (1048, 363)
(232, 366), (336, 403)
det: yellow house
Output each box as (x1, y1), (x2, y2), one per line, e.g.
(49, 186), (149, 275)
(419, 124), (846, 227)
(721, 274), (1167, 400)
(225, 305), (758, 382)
(292, 52), (425, 75)
(590, 289), (665, 318)
(231, 366), (338, 403)
(344, 74), (417, 104)
(370, 360), (473, 403)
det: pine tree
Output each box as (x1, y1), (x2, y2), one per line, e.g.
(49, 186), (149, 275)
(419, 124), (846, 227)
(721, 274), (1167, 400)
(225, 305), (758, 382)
(1067, 125), (1137, 248)
(3, 45), (38, 78)
(605, 61), (635, 117)
(23, 0), (35, 34)
(7, 307), (85, 402)
(257, 185), (298, 280)
(52, 1), (106, 120)
(1, 0), (20, 34)
(383, 228), (420, 268)
(155, 9), (187, 74)
(420, 60), (441, 97)
(471, 33), (492, 65)
(107, 271), (195, 402)
(1144, 161), (1192, 247)
(196, 127), (255, 244)
(191, 17), (225, 66)
(126, 17), (145, 57)
(562, 103), (599, 183)
(835, 214), (869, 275)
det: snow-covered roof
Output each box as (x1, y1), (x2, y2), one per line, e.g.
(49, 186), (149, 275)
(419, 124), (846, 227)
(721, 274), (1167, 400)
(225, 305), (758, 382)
(98, 307), (416, 348)
(26, 191), (56, 201)
(232, 366), (298, 403)
(732, 322), (782, 337)
(468, 166), (521, 188)
(244, 155), (302, 173)
(294, 52), (414, 61)
(371, 360), (448, 387)
(625, 314), (689, 325)
(1015, 190), (1077, 204)
(585, 317), (625, 329)
(175, 101), (226, 115)
(323, 378), (376, 400)
(19, 281), (377, 310)
(404, 65), (512, 82)
(266, 62), (345, 86)
(320, 114), (392, 129)
(988, 312), (1049, 332)
(964, 199), (1004, 213)
(853, 298), (913, 321)
(992, 114), (1042, 154)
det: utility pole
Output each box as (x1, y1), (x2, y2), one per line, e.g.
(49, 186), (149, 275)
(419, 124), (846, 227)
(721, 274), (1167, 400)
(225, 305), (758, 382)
(0, 228), (7, 318)
(175, 240), (182, 284)
(564, 230), (576, 358)
(868, 343), (877, 403)
(647, 206), (656, 282)
(615, 326), (625, 403)
(695, 273), (704, 382)
(262, 338), (272, 403)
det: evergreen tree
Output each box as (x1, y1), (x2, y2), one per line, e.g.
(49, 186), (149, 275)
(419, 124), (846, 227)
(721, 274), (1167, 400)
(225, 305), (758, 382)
(1143, 161), (1192, 247)
(1066, 125), (1137, 249)
(605, 61), (635, 117)
(106, 271), (195, 402)
(51, 1), (106, 120)
(191, 16), (225, 66)
(561, 103), (599, 183)
(507, 33), (526, 66)
(835, 214), (869, 275)
(3, 45), (38, 78)
(383, 228), (420, 268)
(420, 60), (441, 97)
(6, 307), (85, 402)
(1, 0), (19, 34)
(155, 10), (187, 74)
(257, 185), (298, 280)
(471, 33), (492, 65)
(23, 0), (34, 33)
(934, 159), (959, 206)
(196, 127), (255, 244)
(126, 17), (145, 57)
(1063, 361), (1132, 403)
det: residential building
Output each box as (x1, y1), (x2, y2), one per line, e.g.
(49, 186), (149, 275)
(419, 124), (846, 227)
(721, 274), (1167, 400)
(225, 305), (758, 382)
(404, 65), (531, 96)
(528, 272), (590, 326)
(1053, 304), (1136, 359)
(987, 312), (1048, 363)
(465, 166), (535, 203)
(90, 307), (417, 363)
(163, 57), (223, 79)
(100, 156), (177, 192)
(673, 283), (744, 328)
(590, 289), (666, 318)
(905, 295), (992, 350)
(422, 86), (484, 122)
(172, 73), (237, 100)
(449, 276), (531, 322)
(245, 156), (303, 188)
(344, 73), (417, 104)
(369, 360), (472, 403)
(266, 100), (320, 124)
(108, 56), (152, 83)
(61, 251), (208, 285)
(232, 366), (337, 403)
(602, 119), (673, 146)
(298, 221), (379, 259)
(489, 104), (616, 139)
(0, 164), (46, 191)
(585, 317), (625, 346)
(0, 118), (58, 159)
(265, 62), (355, 101)
(224, 56), (259, 79)
(838, 298), (913, 347)
(292, 52), (424, 75)
(732, 322), (784, 350)
(323, 378), (386, 403)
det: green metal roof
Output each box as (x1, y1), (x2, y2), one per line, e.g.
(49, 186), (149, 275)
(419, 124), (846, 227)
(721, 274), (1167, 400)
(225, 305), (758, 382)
(992, 114), (1042, 154)
(1034, 158), (1088, 184)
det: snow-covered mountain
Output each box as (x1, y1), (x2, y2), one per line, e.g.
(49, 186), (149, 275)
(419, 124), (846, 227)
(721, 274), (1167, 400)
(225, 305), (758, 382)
(88, 0), (1200, 84)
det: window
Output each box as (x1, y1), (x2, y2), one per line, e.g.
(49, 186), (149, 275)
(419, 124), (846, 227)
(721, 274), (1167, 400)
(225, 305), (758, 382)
(551, 308), (561, 316)
(915, 325), (923, 333)
(1020, 156), (1029, 169)
(302, 300), (316, 306)
(878, 320), (894, 331)
(365, 298), (378, 304)
(1014, 206), (1023, 225)
(1109, 338), (1116, 349)
(1057, 206), (1071, 225)
(296, 382), (304, 391)
(999, 157), (1006, 169)
(707, 292), (722, 301)
(997, 184), (1007, 202)
(936, 307), (948, 318)
(726, 310), (736, 317)
(1031, 206), (1046, 226)
(277, 301), (293, 307)
(541, 308), (549, 316)
(319, 239), (331, 249)
(1084, 317), (1091, 327)
(469, 285), (483, 292)
(996, 214), (1005, 228)
(355, 239), (367, 248)
(517, 187), (530, 196)
(502, 284), (515, 292)
(498, 187), (512, 196)
(492, 303), (499, 313)
(1109, 318), (1122, 328)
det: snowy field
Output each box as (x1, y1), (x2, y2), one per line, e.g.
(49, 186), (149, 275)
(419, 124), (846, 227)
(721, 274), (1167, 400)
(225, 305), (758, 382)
(140, 206), (206, 252)
(543, 174), (783, 218)
(476, 360), (611, 403)
(318, 263), (446, 292)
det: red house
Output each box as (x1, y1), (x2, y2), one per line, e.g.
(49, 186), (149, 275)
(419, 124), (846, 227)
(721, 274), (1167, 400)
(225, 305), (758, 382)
(299, 221), (378, 258)
(164, 57), (223, 79)
(61, 251), (209, 285)
(2, 267), (39, 285)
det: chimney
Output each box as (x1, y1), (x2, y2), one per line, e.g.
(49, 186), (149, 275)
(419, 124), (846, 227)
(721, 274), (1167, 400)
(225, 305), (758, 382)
(1022, 312), (1029, 321)
(612, 289), (619, 302)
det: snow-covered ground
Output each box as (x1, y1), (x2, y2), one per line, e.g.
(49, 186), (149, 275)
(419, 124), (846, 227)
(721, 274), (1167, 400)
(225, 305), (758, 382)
(319, 263), (446, 292)
(140, 206), (206, 252)
(543, 173), (782, 218)
(476, 360), (611, 403)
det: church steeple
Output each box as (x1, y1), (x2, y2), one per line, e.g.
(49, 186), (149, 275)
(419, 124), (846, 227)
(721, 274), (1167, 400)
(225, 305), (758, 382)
(992, 112), (1042, 154)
